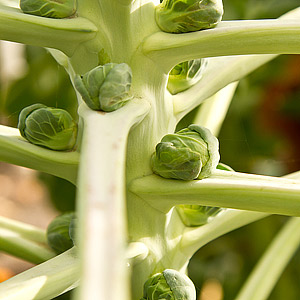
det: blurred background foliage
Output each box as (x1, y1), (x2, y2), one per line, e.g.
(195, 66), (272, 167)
(0, 0), (299, 299)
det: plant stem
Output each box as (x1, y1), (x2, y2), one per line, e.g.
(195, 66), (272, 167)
(173, 54), (277, 120)
(0, 227), (55, 264)
(0, 216), (47, 244)
(181, 209), (268, 256)
(0, 4), (97, 56)
(0, 125), (79, 184)
(0, 247), (79, 300)
(75, 100), (150, 300)
(142, 8), (300, 72)
(234, 217), (300, 300)
(193, 82), (239, 136)
(130, 170), (300, 216)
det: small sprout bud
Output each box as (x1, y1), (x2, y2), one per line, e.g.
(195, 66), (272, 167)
(176, 205), (222, 226)
(141, 269), (196, 300)
(151, 124), (220, 180)
(19, 0), (77, 19)
(18, 104), (77, 151)
(167, 59), (207, 94)
(47, 212), (75, 254)
(156, 0), (224, 33)
(74, 63), (133, 112)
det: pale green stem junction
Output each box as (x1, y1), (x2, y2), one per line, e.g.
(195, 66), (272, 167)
(0, 125), (79, 184)
(0, 247), (79, 300)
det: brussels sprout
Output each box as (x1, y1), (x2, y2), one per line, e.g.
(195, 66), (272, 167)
(151, 124), (219, 180)
(47, 212), (75, 254)
(167, 59), (207, 94)
(176, 205), (222, 226)
(141, 269), (196, 300)
(74, 63), (133, 112)
(20, 0), (77, 19)
(18, 104), (77, 151)
(156, 0), (223, 33)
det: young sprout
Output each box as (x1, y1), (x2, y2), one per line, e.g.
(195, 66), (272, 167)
(141, 269), (196, 300)
(18, 103), (78, 151)
(167, 59), (207, 94)
(74, 63), (133, 112)
(176, 205), (222, 226)
(47, 212), (75, 254)
(151, 124), (220, 180)
(155, 0), (224, 33)
(19, 0), (77, 19)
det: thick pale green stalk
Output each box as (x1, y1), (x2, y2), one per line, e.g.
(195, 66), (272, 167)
(0, 216), (54, 263)
(142, 7), (300, 72)
(235, 217), (300, 300)
(0, 216), (47, 244)
(0, 4), (97, 56)
(193, 82), (238, 136)
(181, 209), (268, 256)
(180, 172), (300, 262)
(0, 248), (79, 300)
(130, 170), (300, 216)
(0, 125), (79, 184)
(75, 100), (150, 300)
(0, 228), (55, 264)
(173, 54), (277, 119)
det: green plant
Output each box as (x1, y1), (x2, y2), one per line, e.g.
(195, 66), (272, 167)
(0, 0), (299, 300)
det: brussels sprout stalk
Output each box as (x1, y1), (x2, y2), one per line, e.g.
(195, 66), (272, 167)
(1, 2), (300, 300)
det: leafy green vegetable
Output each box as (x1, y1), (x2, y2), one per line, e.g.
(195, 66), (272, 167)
(20, 0), (77, 19)
(167, 59), (207, 94)
(18, 103), (77, 151)
(141, 269), (196, 300)
(74, 63), (133, 112)
(151, 124), (220, 180)
(156, 0), (224, 33)
(47, 212), (75, 254)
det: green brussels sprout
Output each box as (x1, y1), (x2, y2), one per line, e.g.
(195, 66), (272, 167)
(151, 124), (219, 180)
(47, 212), (75, 254)
(141, 269), (196, 300)
(167, 59), (207, 95)
(20, 0), (77, 19)
(156, 0), (223, 33)
(74, 63), (133, 112)
(18, 104), (77, 151)
(176, 205), (222, 226)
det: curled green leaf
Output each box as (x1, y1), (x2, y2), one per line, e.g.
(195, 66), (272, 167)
(74, 63), (133, 112)
(19, 0), (77, 19)
(156, 0), (223, 33)
(18, 104), (77, 151)
(141, 269), (196, 300)
(167, 59), (207, 94)
(47, 212), (75, 254)
(151, 124), (220, 180)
